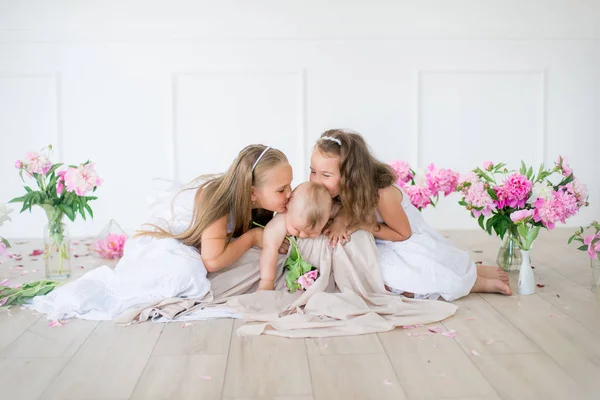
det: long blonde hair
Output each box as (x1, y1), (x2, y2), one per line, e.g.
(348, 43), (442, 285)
(315, 129), (396, 226)
(137, 144), (289, 249)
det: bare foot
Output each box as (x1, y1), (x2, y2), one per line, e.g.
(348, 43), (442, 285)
(477, 265), (509, 285)
(471, 276), (512, 295)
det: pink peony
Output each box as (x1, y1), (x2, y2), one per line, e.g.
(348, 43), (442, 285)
(14, 160), (23, 169)
(483, 161), (494, 171)
(503, 173), (532, 209)
(510, 209), (535, 223)
(457, 172), (479, 193)
(94, 234), (127, 259)
(64, 163), (102, 196)
(56, 170), (67, 196)
(584, 234), (600, 259)
(553, 190), (579, 221)
(564, 181), (588, 207)
(390, 161), (413, 184)
(493, 185), (509, 209)
(426, 163), (459, 196)
(533, 190), (578, 230)
(556, 156), (573, 177)
(404, 184), (433, 210)
(465, 182), (496, 217)
(297, 269), (319, 290)
(24, 152), (52, 175)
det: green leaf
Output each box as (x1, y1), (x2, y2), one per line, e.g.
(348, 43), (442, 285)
(34, 173), (45, 191)
(578, 245), (588, 251)
(76, 197), (86, 220)
(84, 203), (94, 218)
(567, 235), (575, 244)
(24, 186), (33, 193)
(299, 260), (313, 274)
(46, 163), (63, 176)
(487, 188), (498, 200)
(526, 166), (533, 179)
(520, 161), (527, 175)
(526, 226), (540, 246)
(458, 200), (467, 206)
(58, 204), (75, 221)
(477, 214), (485, 231)
(8, 195), (26, 204)
(556, 173), (574, 188)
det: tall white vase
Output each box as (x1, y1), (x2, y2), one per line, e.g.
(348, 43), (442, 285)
(518, 250), (535, 295)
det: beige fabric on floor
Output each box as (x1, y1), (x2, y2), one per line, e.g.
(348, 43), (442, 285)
(116, 231), (457, 337)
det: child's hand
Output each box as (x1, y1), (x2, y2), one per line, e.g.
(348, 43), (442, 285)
(278, 239), (290, 254)
(325, 220), (350, 248)
(257, 278), (275, 291)
(251, 227), (264, 249)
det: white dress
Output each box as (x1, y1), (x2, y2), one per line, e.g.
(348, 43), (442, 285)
(377, 185), (477, 301)
(30, 179), (224, 321)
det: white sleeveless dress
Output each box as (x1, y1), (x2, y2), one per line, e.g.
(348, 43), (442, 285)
(377, 185), (477, 301)
(30, 179), (228, 321)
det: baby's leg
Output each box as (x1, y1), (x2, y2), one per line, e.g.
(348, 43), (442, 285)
(477, 265), (509, 285)
(470, 275), (512, 295)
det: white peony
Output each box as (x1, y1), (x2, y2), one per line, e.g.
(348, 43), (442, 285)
(527, 182), (553, 204)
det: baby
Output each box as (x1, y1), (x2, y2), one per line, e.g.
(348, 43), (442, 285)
(258, 182), (333, 290)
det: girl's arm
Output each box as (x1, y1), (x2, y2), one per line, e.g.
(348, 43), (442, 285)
(201, 215), (262, 272)
(258, 214), (288, 290)
(370, 186), (412, 242)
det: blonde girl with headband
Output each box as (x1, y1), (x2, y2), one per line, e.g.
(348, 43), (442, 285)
(138, 144), (293, 271)
(310, 130), (511, 302)
(30, 144), (293, 321)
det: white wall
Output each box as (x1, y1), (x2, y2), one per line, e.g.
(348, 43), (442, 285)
(1, 0), (599, 238)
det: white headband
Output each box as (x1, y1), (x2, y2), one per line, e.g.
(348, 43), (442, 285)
(321, 136), (341, 146)
(252, 146), (271, 171)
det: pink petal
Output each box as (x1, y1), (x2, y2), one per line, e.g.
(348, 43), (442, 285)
(199, 375), (212, 380)
(484, 339), (495, 345)
(471, 350), (480, 356)
(466, 318), (475, 321)
(441, 330), (458, 339)
(383, 378), (393, 385)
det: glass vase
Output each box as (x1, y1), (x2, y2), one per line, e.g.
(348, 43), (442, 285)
(591, 255), (600, 293)
(496, 230), (522, 272)
(43, 207), (71, 279)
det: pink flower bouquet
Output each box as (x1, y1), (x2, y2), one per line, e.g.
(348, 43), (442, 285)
(9, 145), (102, 277)
(390, 161), (460, 211)
(456, 157), (588, 246)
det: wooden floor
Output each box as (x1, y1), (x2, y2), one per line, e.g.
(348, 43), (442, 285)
(1, 229), (599, 400)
